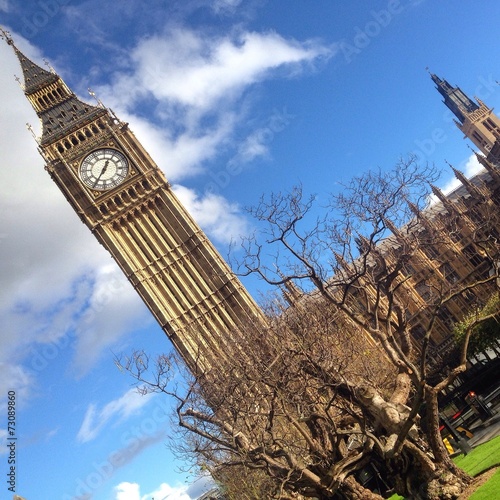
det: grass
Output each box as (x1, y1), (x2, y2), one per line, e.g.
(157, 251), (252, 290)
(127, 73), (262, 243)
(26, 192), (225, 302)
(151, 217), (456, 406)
(387, 435), (500, 499)
(469, 468), (500, 499)
(453, 434), (500, 476)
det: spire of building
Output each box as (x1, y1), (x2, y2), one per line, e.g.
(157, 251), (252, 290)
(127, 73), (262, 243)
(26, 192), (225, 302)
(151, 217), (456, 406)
(450, 164), (485, 199)
(430, 184), (457, 214)
(1, 28), (58, 94)
(1, 29), (105, 147)
(383, 216), (404, 240)
(430, 74), (479, 124)
(13, 46), (59, 94)
(474, 150), (500, 182)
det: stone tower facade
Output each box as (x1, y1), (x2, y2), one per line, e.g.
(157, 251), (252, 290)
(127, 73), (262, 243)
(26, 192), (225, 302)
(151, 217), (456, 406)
(431, 74), (500, 155)
(2, 31), (266, 375)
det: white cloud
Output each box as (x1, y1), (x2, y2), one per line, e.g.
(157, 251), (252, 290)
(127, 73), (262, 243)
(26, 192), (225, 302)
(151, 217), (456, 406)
(173, 185), (251, 244)
(0, 0), (9, 12)
(114, 481), (194, 500)
(127, 29), (330, 110)
(233, 128), (272, 164)
(94, 28), (331, 182)
(143, 482), (191, 500)
(0, 363), (33, 410)
(104, 109), (238, 183)
(77, 388), (155, 443)
(115, 482), (141, 500)
(71, 266), (150, 376)
(228, 105), (294, 166)
(212, 0), (243, 15)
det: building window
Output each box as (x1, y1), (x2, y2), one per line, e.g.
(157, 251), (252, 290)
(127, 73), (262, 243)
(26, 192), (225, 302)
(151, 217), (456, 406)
(437, 305), (455, 328)
(415, 281), (431, 302)
(439, 263), (460, 284)
(472, 131), (483, 142)
(423, 244), (440, 261)
(401, 262), (416, 277)
(411, 325), (426, 342)
(468, 208), (485, 226)
(485, 118), (497, 131)
(463, 244), (486, 267)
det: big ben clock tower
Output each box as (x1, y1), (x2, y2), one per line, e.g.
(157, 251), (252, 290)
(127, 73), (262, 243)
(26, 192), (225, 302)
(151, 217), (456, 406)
(2, 30), (266, 375)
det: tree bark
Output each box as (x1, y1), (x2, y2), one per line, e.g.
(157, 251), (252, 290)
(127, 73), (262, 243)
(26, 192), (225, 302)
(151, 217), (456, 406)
(337, 475), (385, 500)
(424, 385), (472, 484)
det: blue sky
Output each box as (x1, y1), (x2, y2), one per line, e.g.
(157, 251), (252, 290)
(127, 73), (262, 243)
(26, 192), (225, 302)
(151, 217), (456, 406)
(0, 1), (499, 499)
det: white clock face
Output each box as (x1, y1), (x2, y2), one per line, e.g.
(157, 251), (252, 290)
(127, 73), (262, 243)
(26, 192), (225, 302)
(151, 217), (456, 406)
(80, 148), (129, 191)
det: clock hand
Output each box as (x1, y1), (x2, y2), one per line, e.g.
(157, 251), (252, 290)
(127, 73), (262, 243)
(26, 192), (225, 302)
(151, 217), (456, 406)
(93, 160), (109, 187)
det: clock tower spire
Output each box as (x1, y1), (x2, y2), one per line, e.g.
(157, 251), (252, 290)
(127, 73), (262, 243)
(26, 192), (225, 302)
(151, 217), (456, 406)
(2, 31), (266, 375)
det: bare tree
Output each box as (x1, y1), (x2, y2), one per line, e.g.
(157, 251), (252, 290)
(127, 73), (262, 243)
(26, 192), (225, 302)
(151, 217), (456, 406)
(120, 156), (500, 499)
(119, 304), (393, 500)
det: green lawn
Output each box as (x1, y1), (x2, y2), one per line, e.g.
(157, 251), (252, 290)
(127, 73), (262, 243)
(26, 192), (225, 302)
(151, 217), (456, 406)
(469, 468), (500, 500)
(454, 435), (500, 476)
(388, 435), (500, 499)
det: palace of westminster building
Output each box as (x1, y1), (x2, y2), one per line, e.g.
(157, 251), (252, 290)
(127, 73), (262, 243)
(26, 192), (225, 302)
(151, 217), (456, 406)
(2, 30), (499, 377)
(380, 74), (500, 364)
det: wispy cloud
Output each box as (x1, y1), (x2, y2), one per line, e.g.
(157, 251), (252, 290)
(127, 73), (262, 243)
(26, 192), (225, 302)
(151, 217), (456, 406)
(126, 29), (331, 110)
(212, 0), (243, 15)
(71, 266), (150, 377)
(173, 185), (251, 244)
(113, 474), (215, 500)
(77, 388), (155, 443)
(114, 480), (193, 500)
(94, 27), (332, 182)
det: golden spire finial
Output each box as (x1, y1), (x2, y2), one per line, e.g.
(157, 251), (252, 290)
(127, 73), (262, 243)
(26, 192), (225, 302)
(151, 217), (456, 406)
(43, 58), (56, 73)
(0, 26), (13, 45)
(88, 87), (105, 108)
(26, 122), (39, 143)
(14, 74), (25, 91)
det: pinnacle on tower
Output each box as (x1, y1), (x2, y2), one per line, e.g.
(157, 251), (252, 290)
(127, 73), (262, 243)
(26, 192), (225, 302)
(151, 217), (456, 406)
(474, 150), (500, 181)
(431, 73), (500, 156)
(1, 28), (58, 94)
(430, 74), (479, 123)
(1, 30), (105, 146)
(430, 184), (445, 202)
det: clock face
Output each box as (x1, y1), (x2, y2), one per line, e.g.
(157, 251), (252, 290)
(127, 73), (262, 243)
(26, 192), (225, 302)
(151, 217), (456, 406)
(79, 148), (129, 191)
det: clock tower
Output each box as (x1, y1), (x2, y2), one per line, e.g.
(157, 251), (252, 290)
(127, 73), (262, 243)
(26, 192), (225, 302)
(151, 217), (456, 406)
(2, 31), (266, 375)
